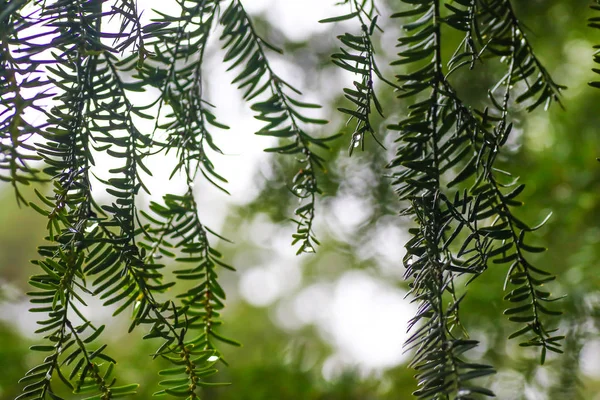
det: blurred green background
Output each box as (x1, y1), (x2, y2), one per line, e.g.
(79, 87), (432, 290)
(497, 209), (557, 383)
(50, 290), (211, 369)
(1, 1), (600, 399)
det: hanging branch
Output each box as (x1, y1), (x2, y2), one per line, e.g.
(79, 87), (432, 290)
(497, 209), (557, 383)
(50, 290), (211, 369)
(390, 0), (564, 396)
(138, 0), (240, 383)
(443, 0), (564, 362)
(219, 0), (341, 254)
(142, 192), (239, 359)
(144, 0), (230, 193)
(319, 0), (396, 154)
(91, 49), (222, 400)
(390, 2), (496, 398)
(0, 1), (48, 204)
(16, 1), (138, 399)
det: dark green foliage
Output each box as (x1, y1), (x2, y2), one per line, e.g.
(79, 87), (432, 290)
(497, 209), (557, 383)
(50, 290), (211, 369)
(0, 0), (47, 204)
(0, 0), (580, 399)
(384, 0), (564, 398)
(220, 0), (340, 254)
(319, 0), (395, 154)
(3, 0), (261, 398)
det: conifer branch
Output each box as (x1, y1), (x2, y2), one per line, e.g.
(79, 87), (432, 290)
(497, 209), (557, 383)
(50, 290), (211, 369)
(220, 0), (340, 254)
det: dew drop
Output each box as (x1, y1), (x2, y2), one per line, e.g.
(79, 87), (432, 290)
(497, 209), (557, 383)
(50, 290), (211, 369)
(207, 355), (219, 362)
(352, 133), (362, 148)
